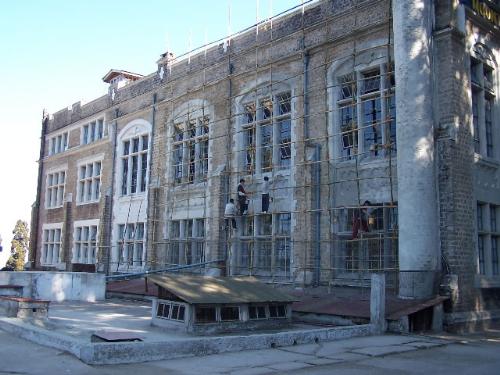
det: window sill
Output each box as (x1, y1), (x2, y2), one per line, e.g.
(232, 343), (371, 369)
(474, 154), (500, 169)
(79, 137), (108, 148)
(172, 181), (207, 191)
(335, 155), (397, 168)
(118, 192), (147, 201)
(75, 200), (100, 206)
(241, 168), (291, 180)
(475, 274), (500, 288)
(46, 205), (64, 210)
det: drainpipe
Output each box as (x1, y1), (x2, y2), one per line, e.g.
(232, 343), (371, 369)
(105, 108), (119, 276)
(303, 47), (321, 286)
(225, 61), (234, 275)
(313, 144), (321, 287)
(29, 110), (48, 269)
(144, 93), (157, 271)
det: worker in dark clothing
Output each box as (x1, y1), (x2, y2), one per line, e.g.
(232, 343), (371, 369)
(237, 179), (248, 215)
(262, 176), (271, 213)
(352, 200), (371, 239)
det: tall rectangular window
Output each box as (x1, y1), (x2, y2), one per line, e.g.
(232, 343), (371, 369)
(241, 91), (292, 174)
(476, 202), (500, 277)
(235, 212), (292, 276)
(46, 170), (65, 208)
(48, 132), (68, 156)
(337, 64), (396, 161)
(81, 118), (105, 145)
(243, 104), (256, 173)
(492, 237), (499, 275)
(334, 203), (398, 274)
(172, 116), (210, 184)
(362, 98), (382, 156)
(42, 227), (62, 265)
(472, 91), (480, 154)
(121, 135), (148, 195)
(168, 219), (205, 265)
(77, 161), (101, 204)
(485, 98), (493, 157)
(117, 222), (145, 267)
(73, 224), (98, 264)
(470, 53), (496, 158)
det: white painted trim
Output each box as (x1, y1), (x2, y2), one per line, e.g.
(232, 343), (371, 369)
(45, 164), (68, 174)
(73, 218), (100, 228)
(76, 153), (105, 167)
(45, 111), (109, 137)
(41, 222), (63, 231)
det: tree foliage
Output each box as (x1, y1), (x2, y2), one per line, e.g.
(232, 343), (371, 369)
(5, 220), (29, 271)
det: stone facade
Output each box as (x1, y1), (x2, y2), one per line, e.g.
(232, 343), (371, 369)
(30, 0), (500, 329)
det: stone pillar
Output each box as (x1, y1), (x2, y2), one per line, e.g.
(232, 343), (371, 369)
(370, 273), (386, 333)
(393, 0), (439, 299)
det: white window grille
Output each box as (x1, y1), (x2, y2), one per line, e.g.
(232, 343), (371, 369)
(121, 134), (149, 195)
(42, 227), (62, 265)
(156, 301), (186, 321)
(168, 219), (206, 265)
(337, 64), (396, 160)
(235, 212), (292, 275)
(81, 118), (106, 145)
(242, 91), (292, 174)
(470, 47), (496, 159)
(77, 161), (101, 203)
(73, 225), (98, 264)
(45, 170), (66, 208)
(48, 132), (68, 156)
(172, 116), (209, 184)
(334, 203), (398, 273)
(477, 203), (499, 276)
(118, 222), (145, 267)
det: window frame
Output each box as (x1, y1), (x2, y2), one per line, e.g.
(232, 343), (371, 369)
(120, 134), (149, 196)
(76, 159), (102, 205)
(236, 212), (292, 276)
(470, 45), (497, 160)
(117, 222), (145, 267)
(240, 90), (293, 175)
(45, 168), (66, 209)
(167, 218), (206, 266)
(81, 118), (106, 145)
(72, 220), (99, 264)
(171, 115), (210, 185)
(41, 224), (63, 266)
(48, 132), (69, 156)
(335, 63), (396, 162)
(333, 203), (398, 274)
(476, 202), (500, 277)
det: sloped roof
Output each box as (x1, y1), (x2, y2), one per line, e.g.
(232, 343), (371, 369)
(148, 274), (297, 305)
(102, 69), (143, 83)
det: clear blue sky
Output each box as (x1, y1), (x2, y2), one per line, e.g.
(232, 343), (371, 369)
(0, 0), (307, 265)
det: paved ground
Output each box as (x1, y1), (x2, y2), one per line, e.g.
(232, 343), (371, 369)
(107, 279), (436, 321)
(1, 327), (499, 374)
(45, 299), (326, 342)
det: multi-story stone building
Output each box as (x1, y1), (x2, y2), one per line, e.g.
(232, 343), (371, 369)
(30, 0), (500, 329)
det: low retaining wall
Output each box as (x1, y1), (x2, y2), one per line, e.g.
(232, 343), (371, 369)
(0, 317), (376, 365)
(0, 272), (105, 302)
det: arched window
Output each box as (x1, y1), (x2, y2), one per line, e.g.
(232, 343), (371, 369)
(329, 51), (396, 162)
(169, 100), (211, 185)
(470, 43), (497, 158)
(118, 120), (151, 196)
(238, 85), (293, 175)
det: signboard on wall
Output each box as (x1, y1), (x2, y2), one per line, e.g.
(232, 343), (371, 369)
(461, 0), (500, 27)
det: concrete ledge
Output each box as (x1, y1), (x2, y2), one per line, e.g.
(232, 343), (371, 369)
(445, 310), (500, 332)
(0, 317), (376, 365)
(0, 272), (105, 302)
